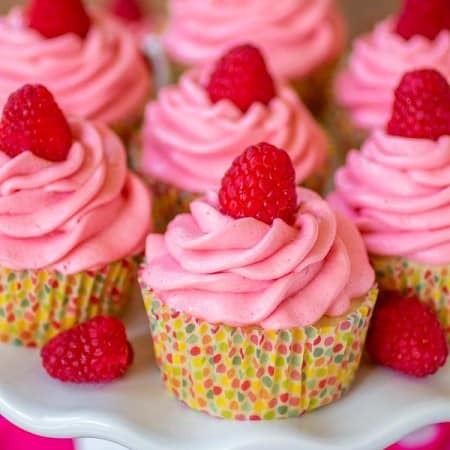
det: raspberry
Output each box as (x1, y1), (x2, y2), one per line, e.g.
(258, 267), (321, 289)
(396, 0), (450, 41)
(367, 292), (448, 378)
(219, 143), (297, 225)
(27, 0), (91, 39)
(0, 85), (72, 162)
(387, 69), (450, 141)
(41, 316), (133, 383)
(110, 0), (144, 22)
(206, 44), (276, 113)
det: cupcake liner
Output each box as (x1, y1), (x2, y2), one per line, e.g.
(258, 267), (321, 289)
(371, 255), (450, 340)
(291, 59), (340, 118)
(0, 258), (138, 348)
(147, 180), (198, 233)
(322, 102), (368, 164)
(142, 286), (378, 420)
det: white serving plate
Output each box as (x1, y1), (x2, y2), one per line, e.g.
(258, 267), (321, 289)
(1, 294), (450, 450)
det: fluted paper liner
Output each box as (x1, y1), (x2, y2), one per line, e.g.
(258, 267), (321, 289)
(0, 258), (138, 348)
(372, 255), (450, 340)
(142, 286), (378, 420)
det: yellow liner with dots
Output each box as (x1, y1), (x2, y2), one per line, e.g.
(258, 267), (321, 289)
(0, 258), (138, 348)
(372, 255), (450, 341)
(142, 286), (378, 420)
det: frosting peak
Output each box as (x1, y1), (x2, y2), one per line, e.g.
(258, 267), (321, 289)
(0, 118), (152, 273)
(0, 8), (151, 125)
(141, 189), (374, 329)
(330, 131), (450, 264)
(163, 0), (346, 79)
(140, 69), (329, 192)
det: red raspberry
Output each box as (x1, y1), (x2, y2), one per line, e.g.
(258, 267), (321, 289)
(219, 143), (297, 225)
(387, 69), (450, 141)
(206, 44), (276, 113)
(367, 292), (448, 378)
(27, 0), (91, 39)
(0, 84), (72, 162)
(396, 0), (450, 41)
(110, 0), (144, 22)
(41, 316), (133, 383)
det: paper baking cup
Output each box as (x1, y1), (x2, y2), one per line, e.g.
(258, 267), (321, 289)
(142, 286), (378, 420)
(147, 180), (198, 233)
(291, 59), (340, 118)
(323, 103), (368, 164)
(371, 255), (450, 340)
(0, 258), (138, 348)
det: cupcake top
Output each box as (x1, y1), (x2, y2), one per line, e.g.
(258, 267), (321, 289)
(330, 69), (450, 265)
(0, 84), (151, 273)
(140, 45), (329, 193)
(163, 0), (346, 80)
(335, 0), (450, 131)
(140, 143), (374, 329)
(0, 0), (151, 126)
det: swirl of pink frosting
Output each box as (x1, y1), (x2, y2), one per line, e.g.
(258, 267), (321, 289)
(0, 119), (152, 273)
(140, 69), (329, 192)
(329, 131), (450, 265)
(163, 0), (346, 79)
(141, 188), (374, 329)
(336, 17), (450, 130)
(0, 7), (151, 125)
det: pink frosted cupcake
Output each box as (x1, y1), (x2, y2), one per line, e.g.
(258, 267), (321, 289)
(139, 143), (377, 420)
(0, 0), (152, 142)
(163, 0), (346, 114)
(136, 45), (331, 231)
(330, 0), (450, 155)
(330, 68), (450, 340)
(0, 84), (152, 348)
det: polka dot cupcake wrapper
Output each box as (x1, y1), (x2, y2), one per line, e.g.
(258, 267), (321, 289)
(372, 255), (450, 341)
(291, 58), (340, 118)
(149, 181), (198, 233)
(142, 286), (378, 420)
(0, 257), (138, 348)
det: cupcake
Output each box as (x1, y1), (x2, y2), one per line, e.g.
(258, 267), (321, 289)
(139, 143), (377, 420)
(329, 68), (450, 340)
(0, 0), (152, 143)
(136, 45), (332, 232)
(329, 0), (450, 157)
(162, 0), (346, 115)
(0, 84), (152, 348)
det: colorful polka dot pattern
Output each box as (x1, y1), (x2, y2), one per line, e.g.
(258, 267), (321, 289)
(323, 103), (368, 164)
(290, 59), (338, 116)
(372, 255), (450, 341)
(0, 258), (138, 348)
(149, 181), (197, 233)
(142, 287), (378, 420)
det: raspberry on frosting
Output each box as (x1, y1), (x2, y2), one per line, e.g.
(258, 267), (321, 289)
(387, 69), (450, 140)
(396, 0), (450, 41)
(109, 0), (144, 22)
(27, 0), (91, 39)
(367, 292), (448, 377)
(41, 316), (133, 383)
(206, 45), (276, 113)
(219, 143), (297, 225)
(0, 84), (72, 162)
